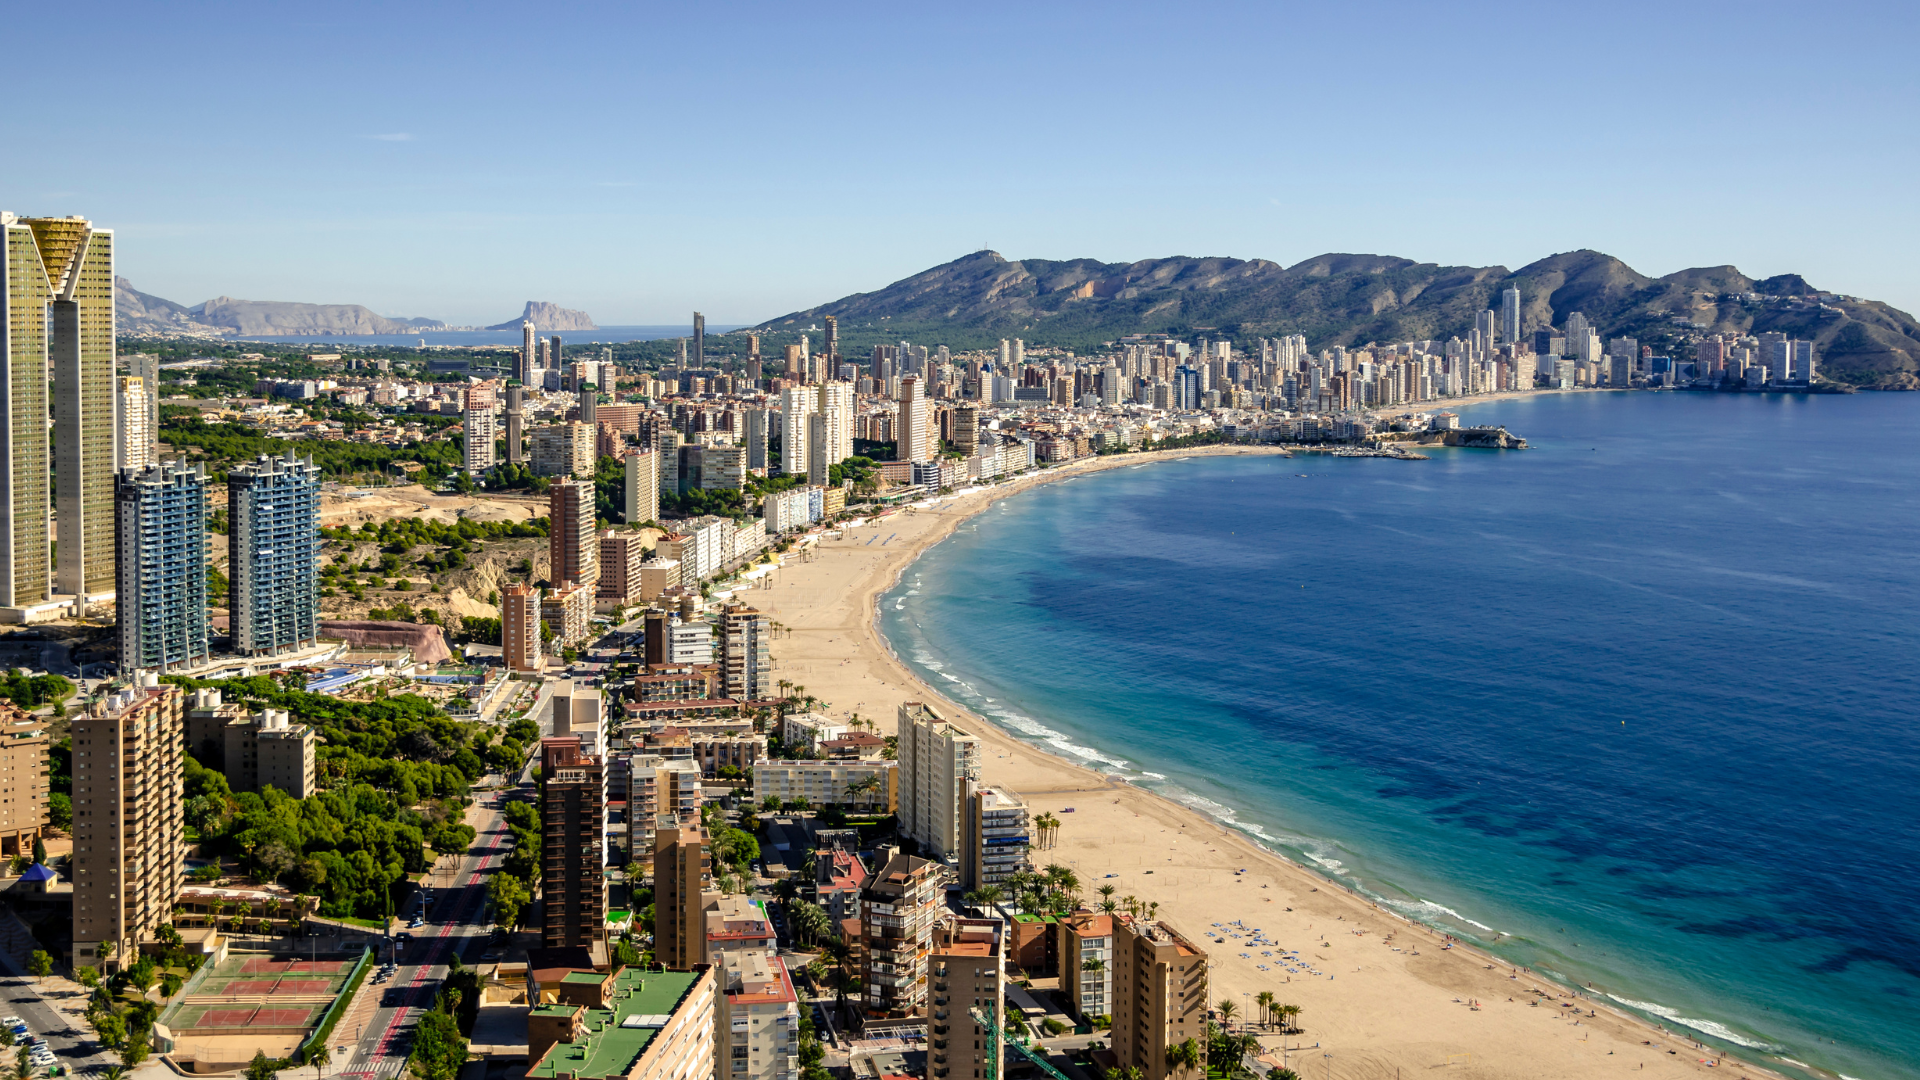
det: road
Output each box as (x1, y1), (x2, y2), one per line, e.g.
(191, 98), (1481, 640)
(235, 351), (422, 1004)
(0, 968), (114, 1076)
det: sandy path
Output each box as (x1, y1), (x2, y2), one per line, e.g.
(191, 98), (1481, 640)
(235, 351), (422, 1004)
(744, 448), (1780, 1080)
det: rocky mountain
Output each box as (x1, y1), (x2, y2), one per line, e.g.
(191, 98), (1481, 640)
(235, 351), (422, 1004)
(115, 276), (231, 336)
(760, 250), (1920, 388)
(190, 296), (416, 336)
(485, 301), (596, 332)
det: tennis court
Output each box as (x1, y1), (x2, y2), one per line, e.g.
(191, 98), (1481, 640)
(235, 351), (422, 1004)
(225, 978), (335, 995)
(191, 954), (358, 998)
(160, 949), (369, 1070)
(164, 1001), (329, 1032)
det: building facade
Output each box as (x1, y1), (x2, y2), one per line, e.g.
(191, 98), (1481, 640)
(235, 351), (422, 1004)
(624, 449), (659, 525)
(541, 737), (608, 948)
(897, 701), (980, 860)
(597, 530), (649, 607)
(71, 679), (184, 970)
(715, 949), (798, 1080)
(930, 916), (1006, 1080)
(464, 408), (496, 472)
(0, 702), (48, 857)
(718, 603), (771, 703)
(227, 452), (320, 656)
(503, 582), (543, 672)
(542, 582), (594, 649)
(549, 477), (600, 589)
(114, 462), (211, 675)
(1058, 912), (1114, 1023)
(1111, 916), (1209, 1080)
(532, 421), (595, 477)
(960, 783), (1030, 891)
(860, 853), (940, 1019)
(752, 761), (897, 814)
(653, 816), (712, 971)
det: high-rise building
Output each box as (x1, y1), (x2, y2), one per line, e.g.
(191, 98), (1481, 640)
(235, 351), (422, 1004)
(120, 354), (160, 465)
(505, 385), (527, 464)
(805, 413), (828, 488)
(218, 707), (318, 799)
(897, 376), (931, 463)
(578, 382), (597, 428)
(929, 916), (1006, 1080)
(521, 321), (538, 383)
(624, 449), (659, 524)
(960, 782), (1030, 891)
(897, 701), (980, 860)
(715, 949), (799, 1080)
(743, 408), (770, 471)
(551, 335), (564, 370)
(541, 737), (608, 948)
(1111, 916), (1210, 1080)
(532, 421), (595, 477)
(0, 215), (53, 612)
(654, 815), (713, 971)
(1474, 310), (1497, 353)
(72, 679), (184, 971)
(953, 406), (980, 454)
(719, 603), (772, 702)
(1501, 286), (1522, 346)
(114, 376), (154, 472)
(597, 530), (649, 607)
(823, 315), (838, 364)
(503, 583), (543, 672)
(0, 702), (48, 860)
(228, 452), (320, 657)
(817, 381), (854, 467)
(693, 312), (705, 370)
(779, 387), (815, 477)
(549, 478), (600, 589)
(860, 851), (940, 1018)
(464, 408), (496, 472)
(115, 462), (211, 676)
(1564, 312), (1593, 359)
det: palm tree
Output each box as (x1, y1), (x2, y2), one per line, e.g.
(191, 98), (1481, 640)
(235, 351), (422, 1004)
(1216, 999), (1237, 1029)
(309, 1043), (332, 1080)
(1166, 1037), (1204, 1077)
(1256, 991), (1276, 1029)
(1278, 1004), (1302, 1034)
(1098, 884), (1116, 903)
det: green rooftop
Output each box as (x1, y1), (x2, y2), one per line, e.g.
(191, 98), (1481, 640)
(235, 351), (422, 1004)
(562, 971), (608, 984)
(527, 968), (702, 1080)
(531, 1003), (578, 1018)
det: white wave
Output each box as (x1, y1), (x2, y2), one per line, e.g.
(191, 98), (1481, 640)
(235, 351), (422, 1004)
(1385, 899), (1494, 932)
(938, 672), (959, 682)
(1839, 1075), (1866, 1080)
(1140, 771), (1167, 779)
(1774, 1059), (1811, 1070)
(905, 590), (921, 596)
(1604, 994), (1778, 1050)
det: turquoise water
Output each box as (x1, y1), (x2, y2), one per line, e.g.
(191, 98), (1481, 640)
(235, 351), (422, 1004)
(878, 391), (1920, 1080)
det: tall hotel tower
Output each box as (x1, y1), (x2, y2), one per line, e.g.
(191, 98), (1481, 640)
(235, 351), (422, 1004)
(1, 213), (116, 616)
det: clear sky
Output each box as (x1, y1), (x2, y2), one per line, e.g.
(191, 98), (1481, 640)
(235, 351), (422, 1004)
(17, 0), (1919, 325)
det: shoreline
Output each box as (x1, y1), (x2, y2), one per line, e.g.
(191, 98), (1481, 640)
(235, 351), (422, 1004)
(749, 446), (1794, 1080)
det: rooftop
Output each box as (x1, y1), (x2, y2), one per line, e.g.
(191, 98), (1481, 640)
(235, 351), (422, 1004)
(526, 967), (703, 1080)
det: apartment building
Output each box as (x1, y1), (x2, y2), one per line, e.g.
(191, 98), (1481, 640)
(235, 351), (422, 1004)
(715, 949), (798, 1080)
(504, 582), (544, 672)
(72, 678), (184, 969)
(541, 737), (608, 949)
(653, 815), (712, 971)
(623, 449), (658, 525)
(705, 895), (778, 965)
(626, 757), (702, 861)
(113, 461), (211, 675)
(718, 603), (772, 702)
(1111, 916), (1210, 1080)
(218, 707), (318, 798)
(597, 530), (649, 608)
(960, 783), (1030, 891)
(1058, 911), (1114, 1023)
(463, 408), (495, 471)
(930, 916), (1006, 1080)
(531, 421), (594, 478)
(542, 582), (594, 648)
(897, 701), (980, 860)
(227, 452), (320, 656)
(859, 852), (940, 1020)
(0, 703), (48, 858)
(549, 477), (600, 590)
(525, 965), (716, 1080)
(753, 761), (896, 814)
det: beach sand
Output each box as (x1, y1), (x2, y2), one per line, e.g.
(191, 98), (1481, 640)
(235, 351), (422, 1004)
(742, 447), (1776, 1080)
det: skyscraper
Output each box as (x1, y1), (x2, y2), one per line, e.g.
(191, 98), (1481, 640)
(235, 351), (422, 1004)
(549, 477), (599, 589)
(0, 215), (53, 612)
(719, 603), (772, 702)
(743, 408), (769, 471)
(823, 315), (838, 365)
(115, 376), (155, 472)
(693, 312), (705, 370)
(817, 381), (854, 466)
(541, 736), (608, 948)
(228, 452), (320, 657)
(463, 408), (496, 472)
(1501, 286), (1522, 346)
(521, 321), (537, 383)
(115, 462), (211, 676)
(897, 701), (979, 860)
(624, 449), (659, 525)
(550, 335), (563, 370)
(43, 218), (117, 610)
(897, 376), (931, 463)
(779, 386), (815, 478)
(505, 385), (526, 464)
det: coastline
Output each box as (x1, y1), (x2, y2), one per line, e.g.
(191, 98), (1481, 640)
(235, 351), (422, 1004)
(747, 446), (1789, 1080)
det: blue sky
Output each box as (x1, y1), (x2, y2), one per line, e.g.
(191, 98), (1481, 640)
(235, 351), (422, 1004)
(17, 0), (1919, 325)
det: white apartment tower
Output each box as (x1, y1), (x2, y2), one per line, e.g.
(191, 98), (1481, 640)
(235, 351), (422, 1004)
(463, 408), (496, 472)
(779, 386), (814, 478)
(897, 701), (980, 860)
(897, 375), (932, 463)
(1501, 286), (1522, 347)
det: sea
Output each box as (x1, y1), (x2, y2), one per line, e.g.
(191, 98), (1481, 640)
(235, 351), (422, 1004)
(877, 390), (1920, 1080)
(232, 323), (744, 348)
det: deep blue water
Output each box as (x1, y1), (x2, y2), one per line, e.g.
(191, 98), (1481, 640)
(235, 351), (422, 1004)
(234, 323), (744, 347)
(879, 391), (1920, 1080)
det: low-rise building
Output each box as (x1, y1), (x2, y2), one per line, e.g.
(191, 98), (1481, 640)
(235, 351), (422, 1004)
(0, 703), (48, 858)
(779, 713), (847, 755)
(1058, 911), (1114, 1022)
(706, 895), (777, 965)
(753, 761), (897, 814)
(526, 964), (716, 1080)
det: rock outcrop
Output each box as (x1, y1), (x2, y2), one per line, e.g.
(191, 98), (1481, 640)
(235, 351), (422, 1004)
(486, 301), (597, 332)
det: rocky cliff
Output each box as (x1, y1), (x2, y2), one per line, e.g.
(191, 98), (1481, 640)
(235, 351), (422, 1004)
(485, 301), (597, 332)
(189, 296), (416, 336)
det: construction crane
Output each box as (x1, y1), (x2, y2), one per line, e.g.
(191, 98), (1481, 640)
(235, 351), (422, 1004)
(967, 1004), (1075, 1080)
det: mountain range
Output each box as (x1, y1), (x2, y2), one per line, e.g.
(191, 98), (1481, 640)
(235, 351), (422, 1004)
(758, 250), (1920, 388)
(115, 279), (595, 337)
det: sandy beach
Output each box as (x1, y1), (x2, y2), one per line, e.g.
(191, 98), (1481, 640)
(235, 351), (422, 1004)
(743, 447), (1779, 1080)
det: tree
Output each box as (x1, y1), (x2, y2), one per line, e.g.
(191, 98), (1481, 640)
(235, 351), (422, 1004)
(247, 1050), (278, 1080)
(120, 1040), (150, 1070)
(488, 872), (529, 930)
(1216, 999), (1237, 1028)
(25, 951), (50, 981)
(1256, 991), (1275, 1028)
(161, 972), (185, 999)
(0, 1028), (13, 1049)
(309, 1043), (332, 1079)
(30, 838), (44, 866)
(15, 1045), (32, 1080)
(74, 965), (99, 988)
(407, 1008), (468, 1080)
(1166, 1037), (1204, 1077)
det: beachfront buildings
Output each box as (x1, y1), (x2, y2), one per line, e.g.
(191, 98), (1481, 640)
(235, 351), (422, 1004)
(898, 702), (980, 861)
(1111, 915), (1210, 1080)
(1058, 911), (1114, 1023)
(113, 461), (212, 676)
(715, 948), (798, 1080)
(526, 964), (717, 1080)
(718, 603), (772, 702)
(71, 679), (184, 970)
(0, 702), (48, 858)
(541, 737), (608, 949)
(654, 814), (712, 971)
(960, 783), (1031, 891)
(752, 761), (897, 815)
(860, 851), (941, 1020)
(930, 915), (1007, 1080)
(227, 451), (320, 656)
